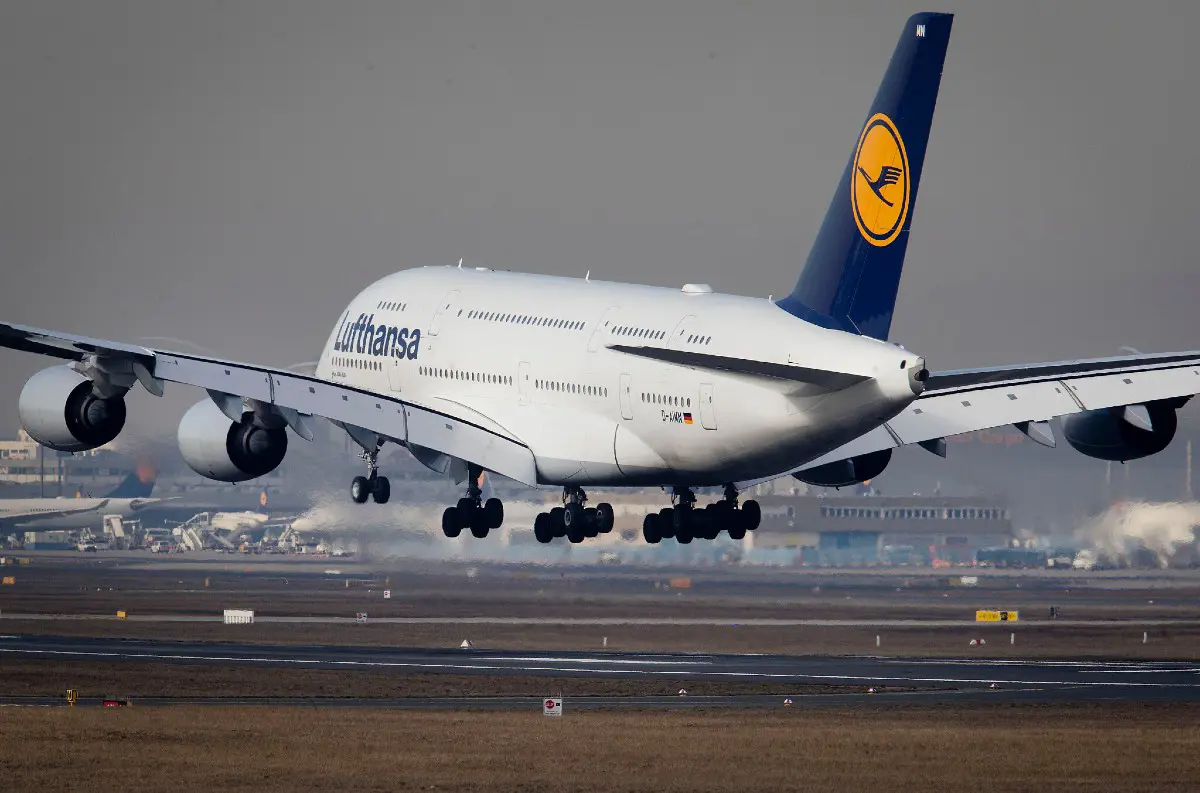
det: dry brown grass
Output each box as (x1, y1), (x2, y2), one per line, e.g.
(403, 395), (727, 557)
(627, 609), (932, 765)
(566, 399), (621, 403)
(0, 704), (1197, 792)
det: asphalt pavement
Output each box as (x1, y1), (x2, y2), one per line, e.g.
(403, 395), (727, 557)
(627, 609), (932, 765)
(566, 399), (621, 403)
(2, 633), (1198, 706)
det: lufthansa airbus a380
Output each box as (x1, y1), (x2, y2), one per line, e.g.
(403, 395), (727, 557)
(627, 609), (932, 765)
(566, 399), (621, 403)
(4, 13), (1198, 545)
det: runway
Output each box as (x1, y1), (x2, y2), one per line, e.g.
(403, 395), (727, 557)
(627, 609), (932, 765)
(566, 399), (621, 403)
(6, 613), (1200, 628)
(2, 634), (1198, 706)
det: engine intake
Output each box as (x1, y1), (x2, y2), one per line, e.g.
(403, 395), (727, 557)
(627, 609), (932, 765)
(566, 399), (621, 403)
(18, 366), (127, 452)
(1063, 401), (1179, 462)
(178, 399), (288, 482)
(793, 448), (892, 488)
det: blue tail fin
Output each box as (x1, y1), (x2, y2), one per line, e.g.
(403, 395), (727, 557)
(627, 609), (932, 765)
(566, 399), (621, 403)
(106, 467), (157, 498)
(777, 12), (952, 340)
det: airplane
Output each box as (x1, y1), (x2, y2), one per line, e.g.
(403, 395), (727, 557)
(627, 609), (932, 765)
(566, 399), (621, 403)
(2, 12), (1198, 547)
(0, 469), (162, 531)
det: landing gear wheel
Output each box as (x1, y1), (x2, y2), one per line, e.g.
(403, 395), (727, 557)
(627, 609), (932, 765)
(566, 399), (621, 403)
(534, 512), (553, 544)
(550, 507), (567, 538)
(371, 476), (391, 504)
(456, 497), (476, 528)
(596, 502), (615, 533)
(470, 511), (490, 539)
(658, 508), (676, 539)
(350, 476), (371, 504)
(442, 507), (462, 538)
(583, 507), (600, 538)
(642, 512), (662, 544)
(742, 499), (761, 531)
(563, 502), (584, 531)
(484, 497), (504, 529)
(728, 522), (746, 541)
(673, 506), (693, 543)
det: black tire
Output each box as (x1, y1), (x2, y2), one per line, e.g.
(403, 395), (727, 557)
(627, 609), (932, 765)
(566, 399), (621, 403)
(642, 512), (662, 544)
(674, 507), (693, 544)
(742, 499), (761, 531)
(533, 512), (553, 544)
(583, 507), (600, 538)
(550, 507), (567, 538)
(484, 497), (504, 529)
(350, 476), (371, 504)
(470, 510), (489, 539)
(596, 502), (615, 533)
(728, 522), (747, 540)
(658, 507), (675, 538)
(563, 502), (584, 527)
(371, 476), (391, 504)
(456, 497), (476, 528)
(442, 507), (462, 538)
(567, 525), (585, 544)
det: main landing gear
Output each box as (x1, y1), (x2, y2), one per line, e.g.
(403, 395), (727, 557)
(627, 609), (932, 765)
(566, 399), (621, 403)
(441, 463), (505, 539)
(641, 484), (759, 544)
(532, 487), (615, 544)
(350, 446), (391, 504)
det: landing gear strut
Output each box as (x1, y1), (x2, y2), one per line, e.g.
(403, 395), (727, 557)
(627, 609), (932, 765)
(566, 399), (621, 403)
(532, 487), (614, 544)
(442, 463), (504, 539)
(350, 444), (390, 504)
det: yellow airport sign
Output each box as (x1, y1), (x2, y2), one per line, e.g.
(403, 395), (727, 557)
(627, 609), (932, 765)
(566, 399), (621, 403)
(116, 610), (126, 619)
(1, 576), (14, 585)
(976, 610), (1018, 622)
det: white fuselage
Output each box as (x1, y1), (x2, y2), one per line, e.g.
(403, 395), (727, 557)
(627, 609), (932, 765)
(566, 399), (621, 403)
(313, 267), (924, 487)
(0, 497), (159, 530)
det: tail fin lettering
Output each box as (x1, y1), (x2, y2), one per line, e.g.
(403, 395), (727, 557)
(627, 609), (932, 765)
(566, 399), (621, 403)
(777, 12), (953, 340)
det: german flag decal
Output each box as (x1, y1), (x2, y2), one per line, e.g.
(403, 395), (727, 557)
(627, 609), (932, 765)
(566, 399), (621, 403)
(683, 413), (693, 424)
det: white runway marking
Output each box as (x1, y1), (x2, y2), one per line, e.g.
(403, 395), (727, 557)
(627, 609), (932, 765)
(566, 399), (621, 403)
(2, 647), (1198, 689)
(477, 656), (711, 666)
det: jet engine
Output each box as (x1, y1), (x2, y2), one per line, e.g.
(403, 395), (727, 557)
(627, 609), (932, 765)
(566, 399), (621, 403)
(793, 448), (892, 488)
(18, 366), (127, 452)
(1063, 399), (1186, 462)
(178, 398), (288, 482)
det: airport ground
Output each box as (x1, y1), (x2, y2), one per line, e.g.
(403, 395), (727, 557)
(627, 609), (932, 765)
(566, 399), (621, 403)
(3, 704), (1198, 792)
(2, 552), (1198, 790)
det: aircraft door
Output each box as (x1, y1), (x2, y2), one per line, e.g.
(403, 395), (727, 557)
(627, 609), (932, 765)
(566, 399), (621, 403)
(429, 290), (459, 336)
(619, 373), (633, 420)
(518, 361), (531, 405)
(698, 383), (717, 429)
(588, 307), (621, 352)
(388, 358), (404, 392)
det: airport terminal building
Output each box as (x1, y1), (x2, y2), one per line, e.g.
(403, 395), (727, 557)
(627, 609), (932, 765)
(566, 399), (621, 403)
(751, 494), (1015, 565)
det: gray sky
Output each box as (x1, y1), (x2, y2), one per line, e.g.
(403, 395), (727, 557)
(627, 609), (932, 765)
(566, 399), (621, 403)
(1, 0), (1197, 440)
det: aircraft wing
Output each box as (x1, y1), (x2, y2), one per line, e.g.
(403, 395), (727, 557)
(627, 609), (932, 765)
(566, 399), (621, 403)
(0, 322), (539, 486)
(747, 350), (1200, 482)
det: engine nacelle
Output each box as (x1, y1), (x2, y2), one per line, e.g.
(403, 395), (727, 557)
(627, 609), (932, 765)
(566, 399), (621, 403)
(178, 399), (288, 482)
(793, 448), (892, 488)
(18, 366), (127, 452)
(1063, 401), (1179, 462)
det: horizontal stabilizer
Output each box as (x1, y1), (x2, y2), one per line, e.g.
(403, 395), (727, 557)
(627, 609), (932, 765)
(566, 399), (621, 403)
(607, 344), (870, 390)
